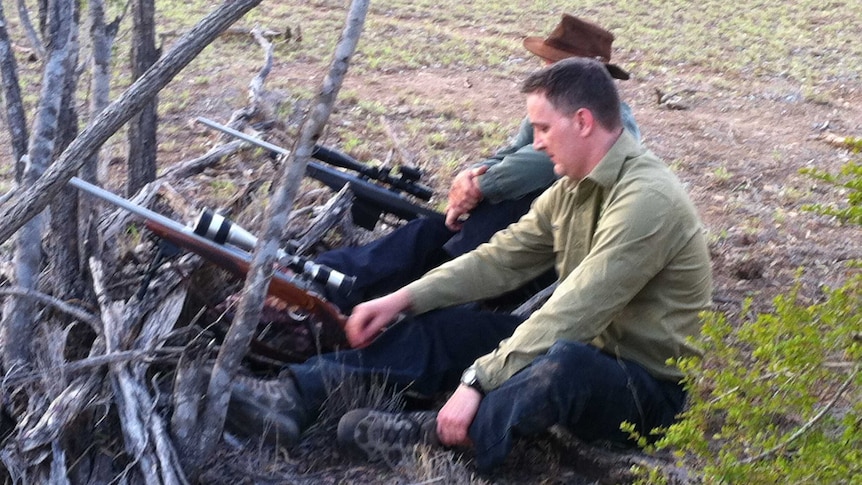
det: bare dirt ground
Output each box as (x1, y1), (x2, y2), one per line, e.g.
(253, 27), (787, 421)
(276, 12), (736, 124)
(163, 60), (862, 318)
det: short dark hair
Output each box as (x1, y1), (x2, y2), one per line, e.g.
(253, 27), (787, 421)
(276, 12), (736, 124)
(521, 57), (622, 131)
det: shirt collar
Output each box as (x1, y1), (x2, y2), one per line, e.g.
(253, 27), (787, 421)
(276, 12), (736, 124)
(561, 130), (644, 193)
(587, 130), (644, 189)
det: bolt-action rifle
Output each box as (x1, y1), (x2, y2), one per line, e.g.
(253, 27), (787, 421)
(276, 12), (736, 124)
(69, 177), (350, 334)
(195, 117), (444, 230)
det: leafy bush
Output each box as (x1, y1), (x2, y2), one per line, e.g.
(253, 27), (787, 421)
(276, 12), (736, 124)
(644, 152), (861, 484)
(800, 136), (862, 226)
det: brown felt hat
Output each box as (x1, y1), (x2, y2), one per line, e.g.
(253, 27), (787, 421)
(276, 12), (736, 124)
(523, 14), (630, 80)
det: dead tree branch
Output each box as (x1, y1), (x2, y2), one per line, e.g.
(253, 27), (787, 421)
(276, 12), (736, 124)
(0, 287), (101, 332)
(293, 184), (354, 255)
(219, 25), (277, 132)
(0, 0), (29, 177)
(2, 0), (76, 370)
(161, 22), (278, 182)
(161, 139), (246, 180)
(1, 347), (185, 388)
(18, 372), (103, 453)
(92, 257), (190, 485)
(194, 0), (370, 466)
(741, 365), (859, 465)
(15, 0), (45, 60)
(0, 0), (265, 245)
(248, 25), (273, 106)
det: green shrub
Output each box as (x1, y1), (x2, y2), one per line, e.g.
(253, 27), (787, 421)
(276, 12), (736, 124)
(659, 276), (861, 484)
(643, 154), (861, 484)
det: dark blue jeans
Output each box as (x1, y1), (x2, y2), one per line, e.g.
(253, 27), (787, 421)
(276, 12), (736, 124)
(289, 312), (685, 472)
(316, 193), (544, 311)
(469, 340), (687, 472)
(289, 307), (525, 414)
(305, 193), (685, 471)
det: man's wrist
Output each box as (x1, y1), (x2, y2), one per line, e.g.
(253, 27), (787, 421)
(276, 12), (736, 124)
(460, 365), (485, 396)
(391, 288), (414, 313)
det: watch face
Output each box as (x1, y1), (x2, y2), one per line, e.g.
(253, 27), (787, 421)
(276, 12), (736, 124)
(461, 367), (477, 385)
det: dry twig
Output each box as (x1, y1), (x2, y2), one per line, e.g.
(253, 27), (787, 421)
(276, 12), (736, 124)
(0, 287), (101, 332)
(741, 366), (859, 465)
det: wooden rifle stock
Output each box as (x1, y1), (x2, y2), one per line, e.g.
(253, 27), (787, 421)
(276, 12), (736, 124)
(69, 177), (346, 330)
(144, 219), (346, 329)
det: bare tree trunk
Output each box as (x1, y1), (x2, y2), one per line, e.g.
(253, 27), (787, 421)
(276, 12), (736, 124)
(0, 0), (265, 245)
(36, 0), (49, 39)
(126, 0), (157, 196)
(15, 0), (46, 59)
(81, 0), (120, 266)
(1, 0), (75, 376)
(0, 0), (29, 181)
(3, 189), (44, 369)
(48, 1), (82, 302)
(86, 0), (119, 184)
(193, 0), (370, 470)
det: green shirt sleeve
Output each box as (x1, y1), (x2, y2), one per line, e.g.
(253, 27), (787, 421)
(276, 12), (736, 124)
(474, 118), (557, 203)
(406, 187), (560, 312)
(474, 180), (697, 389)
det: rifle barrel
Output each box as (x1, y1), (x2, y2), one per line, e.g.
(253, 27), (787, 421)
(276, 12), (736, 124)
(195, 117), (289, 156)
(69, 177), (187, 233)
(194, 117), (443, 229)
(70, 177), (265, 269)
(69, 177), (346, 327)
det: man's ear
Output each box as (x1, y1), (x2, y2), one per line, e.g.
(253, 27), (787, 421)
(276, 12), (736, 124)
(574, 108), (595, 136)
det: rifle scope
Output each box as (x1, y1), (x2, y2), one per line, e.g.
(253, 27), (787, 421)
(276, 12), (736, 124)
(193, 208), (355, 298)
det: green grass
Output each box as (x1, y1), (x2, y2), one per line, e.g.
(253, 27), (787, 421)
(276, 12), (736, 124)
(9, 0), (855, 182)
(10, 0), (859, 117)
(241, 0), (862, 86)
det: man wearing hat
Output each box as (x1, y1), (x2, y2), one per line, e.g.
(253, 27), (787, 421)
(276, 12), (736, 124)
(443, 14), (633, 231)
(224, 16), (663, 472)
(313, 14), (639, 311)
(337, 57), (711, 472)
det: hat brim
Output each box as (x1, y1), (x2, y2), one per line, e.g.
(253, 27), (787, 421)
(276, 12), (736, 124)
(523, 36), (630, 81)
(605, 63), (630, 81)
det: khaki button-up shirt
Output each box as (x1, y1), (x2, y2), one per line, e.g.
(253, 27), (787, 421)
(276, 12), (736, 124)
(406, 131), (713, 390)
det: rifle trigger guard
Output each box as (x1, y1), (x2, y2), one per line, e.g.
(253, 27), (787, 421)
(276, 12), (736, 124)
(287, 308), (310, 321)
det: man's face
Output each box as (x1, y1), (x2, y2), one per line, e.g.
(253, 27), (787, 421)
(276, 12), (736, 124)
(527, 92), (587, 180)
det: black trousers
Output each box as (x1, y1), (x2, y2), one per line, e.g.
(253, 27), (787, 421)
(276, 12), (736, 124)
(316, 192), (546, 311)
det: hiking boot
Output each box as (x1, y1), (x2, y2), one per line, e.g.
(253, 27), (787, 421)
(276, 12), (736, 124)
(225, 373), (308, 448)
(337, 408), (439, 463)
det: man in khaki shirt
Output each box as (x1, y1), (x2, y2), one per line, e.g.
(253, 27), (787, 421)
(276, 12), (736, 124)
(313, 15), (639, 312)
(226, 57), (711, 474)
(338, 57), (712, 471)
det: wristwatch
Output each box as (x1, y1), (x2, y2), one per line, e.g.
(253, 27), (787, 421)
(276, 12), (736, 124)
(460, 365), (485, 396)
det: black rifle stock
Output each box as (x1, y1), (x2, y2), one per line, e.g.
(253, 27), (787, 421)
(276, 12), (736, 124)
(194, 117), (444, 229)
(69, 177), (347, 331)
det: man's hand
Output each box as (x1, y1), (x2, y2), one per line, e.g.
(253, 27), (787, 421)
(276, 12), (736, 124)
(344, 289), (412, 348)
(436, 384), (482, 446)
(445, 165), (488, 231)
